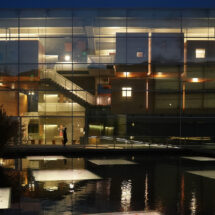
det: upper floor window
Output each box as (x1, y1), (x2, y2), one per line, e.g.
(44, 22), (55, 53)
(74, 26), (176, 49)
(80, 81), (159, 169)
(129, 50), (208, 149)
(136, 52), (143, 58)
(122, 87), (132, 97)
(195, 49), (205, 58)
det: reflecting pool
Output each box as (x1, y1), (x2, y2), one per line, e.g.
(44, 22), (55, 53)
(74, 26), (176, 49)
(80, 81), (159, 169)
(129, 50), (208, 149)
(1, 156), (215, 215)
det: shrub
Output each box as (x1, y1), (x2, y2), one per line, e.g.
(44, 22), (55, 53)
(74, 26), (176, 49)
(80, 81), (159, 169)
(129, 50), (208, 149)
(0, 105), (20, 149)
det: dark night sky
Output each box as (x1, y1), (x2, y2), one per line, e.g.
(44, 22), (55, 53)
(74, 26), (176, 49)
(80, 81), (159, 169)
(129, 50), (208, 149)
(1, 0), (215, 8)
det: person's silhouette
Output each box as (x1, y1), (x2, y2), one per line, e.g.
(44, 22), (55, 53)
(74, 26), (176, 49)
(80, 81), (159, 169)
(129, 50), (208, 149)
(63, 127), (68, 146)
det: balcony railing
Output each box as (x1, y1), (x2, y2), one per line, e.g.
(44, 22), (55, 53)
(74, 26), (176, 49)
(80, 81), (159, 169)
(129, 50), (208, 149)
(38, 103), (85, 112)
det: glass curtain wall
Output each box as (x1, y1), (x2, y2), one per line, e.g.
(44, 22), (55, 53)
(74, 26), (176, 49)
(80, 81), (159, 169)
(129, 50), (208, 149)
(0, 9), (215, 146)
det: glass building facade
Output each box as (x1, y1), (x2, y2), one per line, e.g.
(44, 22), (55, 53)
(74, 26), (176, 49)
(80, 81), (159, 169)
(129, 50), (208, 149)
(1, 9), (215, 145)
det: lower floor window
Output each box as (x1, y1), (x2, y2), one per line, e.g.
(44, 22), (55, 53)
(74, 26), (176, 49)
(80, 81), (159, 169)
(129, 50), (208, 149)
(122, 87), (132, 97)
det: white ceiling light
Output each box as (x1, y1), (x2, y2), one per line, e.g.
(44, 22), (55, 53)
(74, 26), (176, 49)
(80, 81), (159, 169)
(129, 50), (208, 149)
(192, 78), (199, 83)
(64, 55), (71, 61)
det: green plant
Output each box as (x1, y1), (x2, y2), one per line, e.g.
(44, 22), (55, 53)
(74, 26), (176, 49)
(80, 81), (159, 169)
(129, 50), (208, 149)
(0, 105), (20, 149)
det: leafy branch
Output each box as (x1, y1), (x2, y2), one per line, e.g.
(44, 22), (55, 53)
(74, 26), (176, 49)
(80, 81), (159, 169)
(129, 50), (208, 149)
(0, 105), (20, 149)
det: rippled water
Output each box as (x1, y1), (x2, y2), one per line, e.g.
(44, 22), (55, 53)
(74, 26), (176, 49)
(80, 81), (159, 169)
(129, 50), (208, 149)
(1, 155), (215, 215)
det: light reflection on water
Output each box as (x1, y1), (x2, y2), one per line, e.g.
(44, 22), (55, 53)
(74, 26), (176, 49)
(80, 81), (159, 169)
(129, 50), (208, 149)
(190, 191), (197, 215)
(144, 173), (149, 211)
(0, 156), (215, 214)
(121, 179), (132, 211)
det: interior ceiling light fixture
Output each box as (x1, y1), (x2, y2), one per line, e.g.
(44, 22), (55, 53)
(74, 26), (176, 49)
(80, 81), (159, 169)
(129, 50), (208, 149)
(191, 78), (199, 83)
(124, 72), (130, 77)
(64, 55), (71, 61)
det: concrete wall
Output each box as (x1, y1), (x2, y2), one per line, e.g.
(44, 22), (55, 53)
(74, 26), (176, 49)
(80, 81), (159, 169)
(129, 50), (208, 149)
(111, 78), (148, 114)
(115, 33), (148, 64)
(151, 33), (184, 64)
(0, 40), (43, 76)
(0, 91), (27, 116)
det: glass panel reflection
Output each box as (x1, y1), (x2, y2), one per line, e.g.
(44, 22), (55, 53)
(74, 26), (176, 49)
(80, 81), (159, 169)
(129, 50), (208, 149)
(0, 8), (214, 146)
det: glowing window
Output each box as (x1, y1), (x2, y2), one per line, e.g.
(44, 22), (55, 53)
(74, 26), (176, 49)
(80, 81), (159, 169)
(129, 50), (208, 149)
(122, 87), (132, 97)
(195, 49), (205, 58)
(136, 52), (143, 58)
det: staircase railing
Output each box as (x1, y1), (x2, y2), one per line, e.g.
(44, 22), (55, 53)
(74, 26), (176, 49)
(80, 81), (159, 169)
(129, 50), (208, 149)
(41, 70), (96, 105)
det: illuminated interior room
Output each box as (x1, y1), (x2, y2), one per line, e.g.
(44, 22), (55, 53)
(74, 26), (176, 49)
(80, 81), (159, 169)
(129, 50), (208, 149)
(0, 9), (215, 145)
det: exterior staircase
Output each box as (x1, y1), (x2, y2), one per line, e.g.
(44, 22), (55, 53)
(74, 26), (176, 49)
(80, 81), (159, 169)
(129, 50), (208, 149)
(40, 70), (96, 108)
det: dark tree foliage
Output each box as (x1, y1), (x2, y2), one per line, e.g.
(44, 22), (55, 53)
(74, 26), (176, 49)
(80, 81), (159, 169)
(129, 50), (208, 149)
(0, 105), (19, 149)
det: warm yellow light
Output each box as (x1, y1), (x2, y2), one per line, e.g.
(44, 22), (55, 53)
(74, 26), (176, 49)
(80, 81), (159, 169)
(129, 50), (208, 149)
(44, 125), (58, 128)
(44, 94), (58, 98)
(64, 55), (71, 61)
(123, 72), (130, 77)
(195, 49), (205, 58)
(105, 126), (114, 130)
(89, 125), (104, 130)
(11, 84), (15, 89)
(192, 78), (199, 83)
(28, 91), (35, 95)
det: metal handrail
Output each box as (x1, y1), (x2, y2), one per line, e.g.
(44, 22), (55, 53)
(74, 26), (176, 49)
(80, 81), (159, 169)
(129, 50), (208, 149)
(41, 70), (95, 105)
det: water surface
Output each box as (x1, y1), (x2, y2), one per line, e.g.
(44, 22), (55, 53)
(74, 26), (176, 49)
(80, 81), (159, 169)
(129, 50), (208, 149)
(0, 155), (215, 215)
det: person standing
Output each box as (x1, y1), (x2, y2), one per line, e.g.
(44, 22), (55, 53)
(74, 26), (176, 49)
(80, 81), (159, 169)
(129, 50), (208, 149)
(63, 127), (68, 146)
